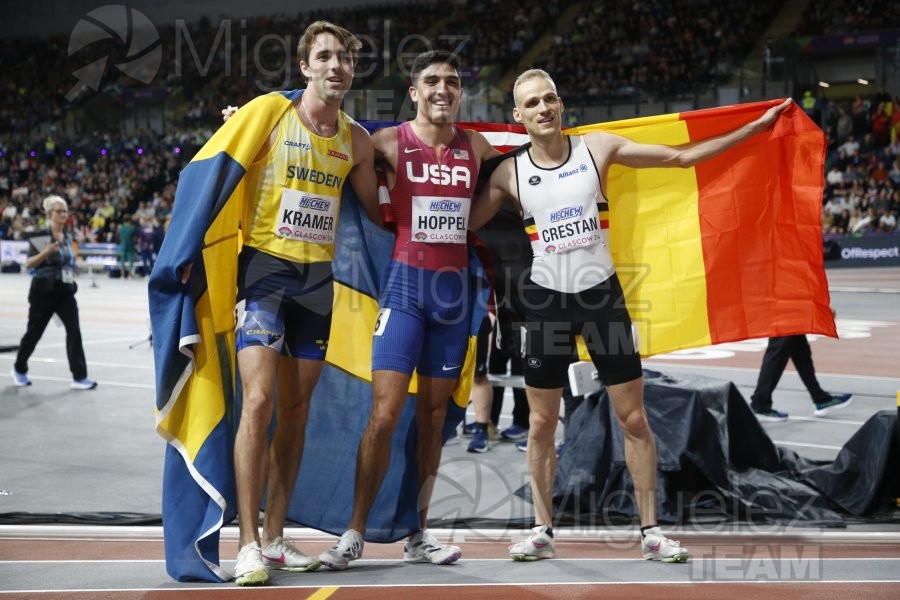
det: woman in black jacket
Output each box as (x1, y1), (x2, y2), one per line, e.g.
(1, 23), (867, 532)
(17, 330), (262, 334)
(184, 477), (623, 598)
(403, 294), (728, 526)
(11, 195), (97, 390)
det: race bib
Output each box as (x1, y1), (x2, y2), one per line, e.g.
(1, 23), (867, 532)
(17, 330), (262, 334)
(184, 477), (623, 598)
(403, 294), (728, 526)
(410, 195), (469, 244)
(275, 187), (339, 245)
(61, 268), (75, 284)
(531, 202), (603, 256)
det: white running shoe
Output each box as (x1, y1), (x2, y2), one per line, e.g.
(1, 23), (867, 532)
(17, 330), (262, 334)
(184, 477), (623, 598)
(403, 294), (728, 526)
(318, 529), (364, 571)
(234, 542), (269, 586)
(641, 527), (690, 563)
(509, 525), (556, 561)
(403, 529), (462, 564)
(11, 369), (31, 387)
(262, 536), (320, 572)
(70, 378), (98, 390)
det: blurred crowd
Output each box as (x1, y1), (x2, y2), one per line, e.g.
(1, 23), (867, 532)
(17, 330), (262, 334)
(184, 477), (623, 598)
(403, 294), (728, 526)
(819, 88), (900, 234)
(1, 0), (898, 253)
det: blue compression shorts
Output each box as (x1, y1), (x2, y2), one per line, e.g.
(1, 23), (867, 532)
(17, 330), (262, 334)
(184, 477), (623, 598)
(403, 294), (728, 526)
(371, 260), (471, 378)
(235, 247), (333, 360)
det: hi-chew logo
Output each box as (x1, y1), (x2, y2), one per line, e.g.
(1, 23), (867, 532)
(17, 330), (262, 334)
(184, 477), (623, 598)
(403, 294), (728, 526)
(66, 5), (162, 102)
(429, 200), (463, 212)
(549, 206), (583, 223)
(298, 197), (331, 211)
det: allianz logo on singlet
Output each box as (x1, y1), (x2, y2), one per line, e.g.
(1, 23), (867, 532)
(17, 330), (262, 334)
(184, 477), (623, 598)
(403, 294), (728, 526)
(558, 163), (588, 179)
(549, 206), (583, 222)
(406, 162), (471, 187)
(429, 200), (462, 212)
(297, 196), (331, 211)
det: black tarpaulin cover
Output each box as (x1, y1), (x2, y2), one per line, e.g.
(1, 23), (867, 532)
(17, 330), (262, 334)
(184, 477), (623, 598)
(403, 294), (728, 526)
(517, 370), (897, 527)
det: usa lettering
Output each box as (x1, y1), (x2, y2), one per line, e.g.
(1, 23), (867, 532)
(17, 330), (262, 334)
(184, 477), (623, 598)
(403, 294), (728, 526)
(406, 162), (471, 187)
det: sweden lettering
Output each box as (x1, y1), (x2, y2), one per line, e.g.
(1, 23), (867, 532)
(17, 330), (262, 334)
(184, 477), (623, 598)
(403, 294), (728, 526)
(286, 166), (343, 189)
(541, 217), (598, 242)
(406, 162), (471, 187)
(282, 209), (335, 231)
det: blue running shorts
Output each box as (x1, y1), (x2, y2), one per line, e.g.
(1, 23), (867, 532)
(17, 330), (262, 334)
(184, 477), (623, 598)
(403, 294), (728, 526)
(235, 247), (333, 360)
(372, 260), (471, 378)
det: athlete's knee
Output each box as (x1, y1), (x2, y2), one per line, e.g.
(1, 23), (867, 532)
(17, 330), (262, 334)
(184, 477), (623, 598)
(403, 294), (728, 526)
(617, 406), (651, 439)
(528, 410), (558, 439)
(367, 404), (403, 437)
(240, 389), (275, 425)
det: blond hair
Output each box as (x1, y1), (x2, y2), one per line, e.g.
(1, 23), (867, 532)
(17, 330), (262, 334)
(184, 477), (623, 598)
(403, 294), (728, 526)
(43, 195), (67, 215)
(512, 69), (557, 106)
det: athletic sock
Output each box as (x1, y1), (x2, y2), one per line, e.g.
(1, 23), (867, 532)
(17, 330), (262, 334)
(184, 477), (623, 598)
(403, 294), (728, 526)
(640, 524), (658, 538)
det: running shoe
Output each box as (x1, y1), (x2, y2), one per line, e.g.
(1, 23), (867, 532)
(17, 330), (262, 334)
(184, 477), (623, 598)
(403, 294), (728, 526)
(509, 525), (556, 561)
(752, 407), (788, 422)
(234, 542), (269, 586)
(641, 527), (690, 563)
(500, 424), (529, 441)
(11, 369), (31, 387)
(318, 529), (364, 571)
(403, 529), (461, 564)
(262, 536), (320, 572)
(516, 439), (528, 452)
(467, 425), (490, 453)
(461, 421), (476, 437)
(70, 378), (98, 390)
(814, 394), (853, 417)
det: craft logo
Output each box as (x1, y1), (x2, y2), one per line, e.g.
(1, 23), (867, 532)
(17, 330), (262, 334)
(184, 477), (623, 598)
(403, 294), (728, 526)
(66, 5), (162, 102)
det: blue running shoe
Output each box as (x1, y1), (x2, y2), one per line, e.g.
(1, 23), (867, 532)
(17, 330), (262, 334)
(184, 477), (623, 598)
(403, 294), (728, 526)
(500, 424), (529, 441)
(11, 369), (31, 387)
(814, 394), (852, 417)
(467, 425), (489, 453)
(70, 378), (98, 390)
(752, 407), (788, 422)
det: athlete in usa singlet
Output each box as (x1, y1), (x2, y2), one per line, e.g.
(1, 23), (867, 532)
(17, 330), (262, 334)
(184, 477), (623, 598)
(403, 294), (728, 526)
(372, 121), (479, 377)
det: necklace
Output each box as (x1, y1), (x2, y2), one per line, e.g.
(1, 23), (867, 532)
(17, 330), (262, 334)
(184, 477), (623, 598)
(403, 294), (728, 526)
(300, 97), (324, 137)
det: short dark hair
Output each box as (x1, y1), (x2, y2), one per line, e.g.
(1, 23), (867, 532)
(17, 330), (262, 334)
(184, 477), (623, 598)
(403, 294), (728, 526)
(297, 20), (361, 67)
(409, 50), (459, 85)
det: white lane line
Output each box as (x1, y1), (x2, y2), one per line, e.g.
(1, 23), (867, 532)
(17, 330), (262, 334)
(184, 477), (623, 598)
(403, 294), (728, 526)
(0, 374), (154, 389)
(2, 579), (900, 595)
(0, 356), (154, 371)
(771, 440), (843, 451)
(643, 362), (900, 384)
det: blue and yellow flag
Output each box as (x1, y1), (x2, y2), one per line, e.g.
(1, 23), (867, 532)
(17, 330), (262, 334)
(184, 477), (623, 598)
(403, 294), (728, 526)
(150, 99), (488, 582)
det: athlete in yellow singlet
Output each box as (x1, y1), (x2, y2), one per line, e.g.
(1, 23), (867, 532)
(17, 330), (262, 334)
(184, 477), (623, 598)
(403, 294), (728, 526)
(229, 21), (381, 587)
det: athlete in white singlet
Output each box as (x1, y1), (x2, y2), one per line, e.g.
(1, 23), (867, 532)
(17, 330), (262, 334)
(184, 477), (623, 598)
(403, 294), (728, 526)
(470, 68), (790, 563)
